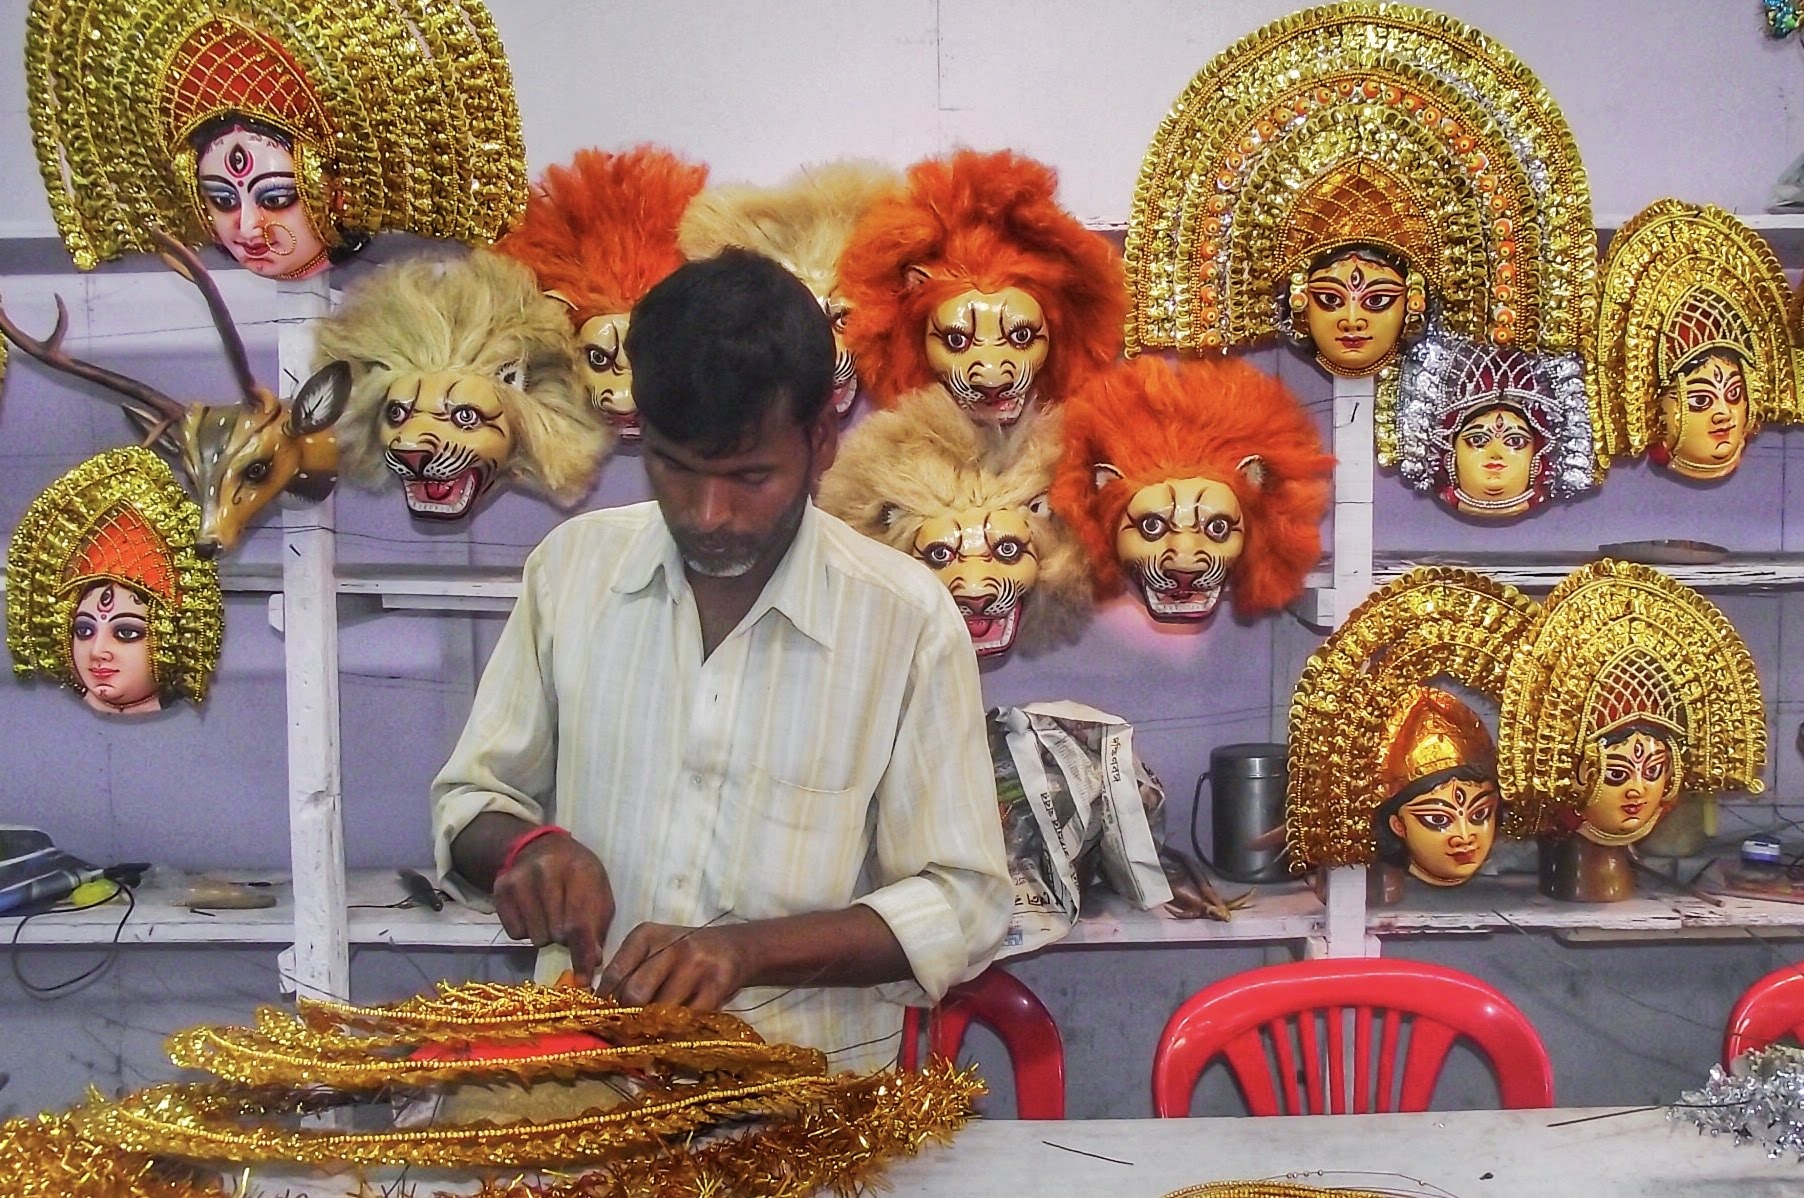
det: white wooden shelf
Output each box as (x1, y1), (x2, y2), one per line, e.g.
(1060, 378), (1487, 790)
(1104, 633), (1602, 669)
(1374, 550), (1804, 591)
(1370, 873), (1804, 942)
(2, 871), (1327, 951)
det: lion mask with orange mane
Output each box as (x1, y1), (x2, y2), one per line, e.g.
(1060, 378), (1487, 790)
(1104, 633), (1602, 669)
(494, 145), (707, 438)
(1051, 356), (1332, 624)
(838, 149), (1126, 428)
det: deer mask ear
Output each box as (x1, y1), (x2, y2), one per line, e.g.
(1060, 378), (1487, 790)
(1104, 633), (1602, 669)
(496, 358), (527, 391)
(1027, 491), (1052, 518)
(122, 404), (185, 459)
(1237, 454), (1270, 490)
(1093, 462), (1124, 491)
(877, 502), (903, 530)
(903, 264), (933, 291)
(289, 361), (353, 435)
(543, 289), (578, 312)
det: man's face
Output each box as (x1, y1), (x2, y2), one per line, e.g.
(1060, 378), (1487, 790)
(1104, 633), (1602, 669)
(641, 399), (837, 579)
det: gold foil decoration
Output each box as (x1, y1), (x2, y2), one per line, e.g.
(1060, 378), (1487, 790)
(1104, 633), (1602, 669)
(26, 0), (527, 269)
(17, 981), (982, 1179)
(1593, 199), (1802, 464)
(1286, 567), (1537, 868)
(6, 446), (223, 706)
(1125, 2), (1596, 361)
(1497, 558), (1766, 835)
(1378, 686), (1496, 798)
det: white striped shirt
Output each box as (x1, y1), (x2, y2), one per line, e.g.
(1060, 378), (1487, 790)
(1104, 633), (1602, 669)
(432, 500), (1010, 1071)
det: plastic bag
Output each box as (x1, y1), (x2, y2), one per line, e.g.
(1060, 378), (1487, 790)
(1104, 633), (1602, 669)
(989, 701), (1172, 958)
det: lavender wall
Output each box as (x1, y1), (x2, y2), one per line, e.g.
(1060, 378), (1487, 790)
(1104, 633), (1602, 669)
(5, 0), (1804, 1124)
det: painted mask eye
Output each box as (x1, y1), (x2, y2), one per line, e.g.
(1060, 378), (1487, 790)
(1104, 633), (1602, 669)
(1413, 810), (1453, 832)
(113, 621), (147, 643)
(1307, 287), (1346, 312)
(940, 329), (971, 353)
(993, 538), (1025, 563)
(921, 543), (956, 568)
(73, 616), (97, 642)
(1135, 513), (1169, 540)
(1361, 290), (1400, 313)
(1203, 514), (1235, 542)
(1007, 324), (1038, 349)
(242, 459), (272, 483)
(450, 405), (483, 430)
(587, 346), (616, 372)
(384, 402), (410, 426)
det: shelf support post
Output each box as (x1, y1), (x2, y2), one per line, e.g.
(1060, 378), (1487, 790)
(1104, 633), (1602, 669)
(276, 275), (349, 1002)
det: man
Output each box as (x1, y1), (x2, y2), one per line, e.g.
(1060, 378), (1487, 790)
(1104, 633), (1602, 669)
(432, 248), (1010, 1072)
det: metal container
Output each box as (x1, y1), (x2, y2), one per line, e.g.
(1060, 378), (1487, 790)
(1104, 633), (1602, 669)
(1205, 742), (1291, 884)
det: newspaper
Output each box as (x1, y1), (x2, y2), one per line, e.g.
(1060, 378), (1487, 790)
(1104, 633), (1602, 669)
(990, 701), (1172, 958)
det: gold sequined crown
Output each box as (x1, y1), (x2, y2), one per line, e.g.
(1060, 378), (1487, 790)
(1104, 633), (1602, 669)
(5, 447), (222, 704)
(26, 0), (528, 269)
(1498, 559), (1765, 833)
(1378, 687), (1495, 797)
(1279, 160), (1442, 288)
(158, 16), (328, 149)
(1286, 567), (1537, 868)
(1124, 2), (1596, 356)
(1594, 200), (1802, 457)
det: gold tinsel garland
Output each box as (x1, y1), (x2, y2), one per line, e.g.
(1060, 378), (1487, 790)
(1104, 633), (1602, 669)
(0, 982), (983, 1192)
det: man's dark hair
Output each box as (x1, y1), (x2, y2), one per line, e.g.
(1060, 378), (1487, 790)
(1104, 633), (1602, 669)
(626, 248), (834, 454)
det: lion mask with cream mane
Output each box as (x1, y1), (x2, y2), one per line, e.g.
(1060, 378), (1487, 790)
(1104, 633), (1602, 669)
(819, 386), (1090, 658)
(838, 149), (1126, 427)
(679, 160), (900, 417)
(1052, 356), (1332, 624)
(313, 251), (610, 521)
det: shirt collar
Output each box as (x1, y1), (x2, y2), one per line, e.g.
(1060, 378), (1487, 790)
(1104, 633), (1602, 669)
(609, 500), (836, 651)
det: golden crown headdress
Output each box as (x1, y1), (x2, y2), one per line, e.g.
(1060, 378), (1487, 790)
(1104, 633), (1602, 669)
(1286, 567), (1537, 869)
(6, 447), (222, 705)
(1594, 200), (1802, 460)
(1124, 2), (1595, 359)
(26, 0), (527, 269)
(1377, 686), (1496, 799)
(1498, 559), (1765, 834)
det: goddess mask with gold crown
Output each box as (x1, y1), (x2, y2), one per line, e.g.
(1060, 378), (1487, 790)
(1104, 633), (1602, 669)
(1124, 2), (1597, 387)
(1499, 560), (1765, 846)
(26, 0), (527, 274)
(1594, 200), (1802, 481)
(7, 447), (223, 715)
(1286, 567), (1536, 877)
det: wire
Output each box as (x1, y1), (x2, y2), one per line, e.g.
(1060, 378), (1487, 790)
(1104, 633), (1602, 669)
(8, 883), (137, 999)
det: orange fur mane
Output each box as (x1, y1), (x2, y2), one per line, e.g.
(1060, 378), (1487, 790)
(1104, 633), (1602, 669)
(494, 145), (707, 320)
(838, 149), (1126, 407)
(1050, 356), (1333, 615)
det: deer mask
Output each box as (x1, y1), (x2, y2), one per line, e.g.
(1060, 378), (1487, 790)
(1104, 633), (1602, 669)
(0, 231), (350, 557)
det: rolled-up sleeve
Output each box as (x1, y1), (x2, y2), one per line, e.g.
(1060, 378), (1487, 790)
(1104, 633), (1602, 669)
(430, 541), (562, 901)
(854, 589), (1011, 1004)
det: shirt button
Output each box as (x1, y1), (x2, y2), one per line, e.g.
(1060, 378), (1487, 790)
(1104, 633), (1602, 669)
(690, 773), (704, 788)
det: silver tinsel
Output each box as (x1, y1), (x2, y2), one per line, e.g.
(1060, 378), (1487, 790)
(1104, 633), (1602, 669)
(1673, 1044), (1804, 1161)
(1390, 325), (1597, 506)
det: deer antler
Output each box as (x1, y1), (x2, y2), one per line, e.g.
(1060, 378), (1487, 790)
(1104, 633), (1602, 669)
(0, 292), (189, 426)
(148, 228), (269, 410)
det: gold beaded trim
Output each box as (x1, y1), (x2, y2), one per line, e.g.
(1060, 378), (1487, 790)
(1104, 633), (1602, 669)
(1286, 567), (1538, 867)
(1162, 1185), (1408, 1198)
(1125, 2), (1594, 360)
(1497, 559), (1766, 833)
(26, 0), (527, 269)
(1594, 199), (1803, 459)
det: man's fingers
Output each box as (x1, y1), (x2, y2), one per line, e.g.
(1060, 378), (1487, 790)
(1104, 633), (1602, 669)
(565, 922), (602, 987)
(595, 925), (654, 997)
(516, 869), (555, 948)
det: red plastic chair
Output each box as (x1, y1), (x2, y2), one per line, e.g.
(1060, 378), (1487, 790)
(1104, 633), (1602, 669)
(1723, 963), (1804, 1065)
(902, 965), (1066, 1119)
(1152, 958), (1554, 1117)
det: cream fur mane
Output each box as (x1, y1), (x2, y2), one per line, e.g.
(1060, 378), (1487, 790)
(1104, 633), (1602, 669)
(313, 251), (611, 503)
(678, 161), (901, 295)
(819, 386), (1091, 650)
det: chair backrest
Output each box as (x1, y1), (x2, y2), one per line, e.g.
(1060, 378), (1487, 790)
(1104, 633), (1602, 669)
(902, 965), (1066, 1119)
(1724, 963), (1804, 1065)
(1152, 958), (1554, 1117)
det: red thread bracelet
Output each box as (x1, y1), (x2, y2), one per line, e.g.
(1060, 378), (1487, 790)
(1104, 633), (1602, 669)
(499, 824), (570, 875)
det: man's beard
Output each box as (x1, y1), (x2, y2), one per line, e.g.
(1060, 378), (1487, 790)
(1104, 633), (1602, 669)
(672, 482), (810, 579)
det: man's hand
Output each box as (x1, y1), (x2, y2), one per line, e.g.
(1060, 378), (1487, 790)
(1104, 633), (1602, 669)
(493, 833), (615, 986)
(596, 922), (757, 1010)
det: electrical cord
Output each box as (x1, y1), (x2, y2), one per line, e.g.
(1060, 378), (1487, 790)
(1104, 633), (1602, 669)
(7, 882), (136, 999)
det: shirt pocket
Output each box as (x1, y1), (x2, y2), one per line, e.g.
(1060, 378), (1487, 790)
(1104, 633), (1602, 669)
(723, 768), (874, 921)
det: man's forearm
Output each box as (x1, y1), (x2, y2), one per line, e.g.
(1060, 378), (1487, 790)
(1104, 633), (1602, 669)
(448, 810), (538, 892)
(738, 905), (912, 990)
